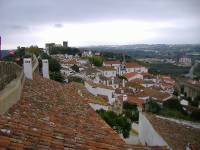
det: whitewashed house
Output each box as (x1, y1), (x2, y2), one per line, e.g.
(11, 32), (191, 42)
(85, 81), (115, 104)
(125, 63), (148, 73)
(124, 72), (143, 81)
(103, 61), (121, 75)
(98, 67), (117, 78)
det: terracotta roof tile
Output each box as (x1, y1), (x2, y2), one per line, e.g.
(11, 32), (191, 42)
(145, 113), (200, 150)
(0, 74), (151, 149)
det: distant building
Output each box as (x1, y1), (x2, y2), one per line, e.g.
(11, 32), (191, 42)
(45, 43), (55, 55)
(179, 57), (192, 66)
(125, 63), (148, 73)
(124, 72), (143, 81)
(63, 41), (68, 48)
(45, 43), (55, 50)
(103, 61), (121, 75)
(98, 67), (117, 78)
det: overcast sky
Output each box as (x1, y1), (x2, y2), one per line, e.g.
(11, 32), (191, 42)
(0, 0), (200, 49)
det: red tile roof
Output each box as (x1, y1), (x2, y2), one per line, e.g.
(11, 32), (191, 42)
(104, 61), (121, 65)
(0, 74), (152, 149)
(125, 63), (142, 68)
(124, 72), (141, 79)
(145, 113), (200, 149)
(128, 95), (145, 106)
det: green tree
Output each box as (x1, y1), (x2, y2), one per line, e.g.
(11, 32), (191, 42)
(25, 46), (42, 56)
(163, 99), (182, 111)
(89, 56), (104, 67)
(191, 109), (200, 121)
(71, 64), (79, 72)
(50, 72), (64, 83)
(49, 46), (80, 55)
(123, 101), (139, 122)
(145, 100), (161, 113)
(40, 52), (64, 83)
(68, 76), (84, 84)
(96, 109), (131, 138)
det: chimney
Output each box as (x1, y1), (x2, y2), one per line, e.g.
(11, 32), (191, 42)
(122, 79), (125, 87)
(23, 58), (33, 80)
(112, 77), (114, 85)
(107, 80), (109, 86)
(123, 94), (127, 101)
(42, 59), (50, 79)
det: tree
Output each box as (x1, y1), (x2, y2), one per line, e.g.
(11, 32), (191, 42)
(40, 52), (64, 83)
(191, 109), (200, 121)
(68, 76), (84, 84)
(71, 64), (79, 72)
(96, 109), (131, 138)
(163, 99), (183, 111)
(88, 56), (104, 67)
(145, 100), (161, 113)
(50, 72), (64, 83)
(25, 46), (42, 56)
(191, 95), (200, 107)
(123, 102), (139, 122)
(49, 46), (80, 55)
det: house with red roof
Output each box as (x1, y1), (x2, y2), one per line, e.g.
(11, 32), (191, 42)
(124, 72), (143, 81)
(103, 60), (121, 75)
(125, 62), (148, 73)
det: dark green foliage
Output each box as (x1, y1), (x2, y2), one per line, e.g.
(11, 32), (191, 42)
(49, 46), (80, 56)
(123, 102), (139, 122)
(25, 46), (42, 56)
(49, 72), (64, 83)
(163, 99), (183, 111)
(71, 64), (79, 72)
(145, 100), (161, 113)
(191, 109), (200, 121)
(40, 52), (64, 83)
(49, 58), (61, 72)
(191, 96), (200, 107)
(96, 109), (131, 138)
(148, 63), (190, 76)
(102, 52), (123, 61)
(68, 76), (84, 84)
(194, 63), (200, 79)
(88, 56), (104, 67)
(3, 47), (26, 66)
(173, 88), (179, 96)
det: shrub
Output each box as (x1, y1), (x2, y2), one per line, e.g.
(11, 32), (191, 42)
(96, 109), (131, 138)
(191, 109), (200, 121)
(145, 100), (161, 113)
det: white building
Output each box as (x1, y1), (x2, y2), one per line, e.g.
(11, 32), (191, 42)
(85, 81), (115, 104)
(124, 72), (143, 81)
(125, 63), (148, 73)
(98, 67), (117, 78)
(179, 57), (192, 66)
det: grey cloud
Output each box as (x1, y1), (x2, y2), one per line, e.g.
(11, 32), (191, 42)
(0, 0), (200, 48)
(54, 24), (63, 28)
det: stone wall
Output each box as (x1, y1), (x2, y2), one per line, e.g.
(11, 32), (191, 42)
(0, 61), (25, 114)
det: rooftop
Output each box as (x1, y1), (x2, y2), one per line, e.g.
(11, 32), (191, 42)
(145, 113), (200, 149)
(104, 60), (121, 65)
(125, 63), (143, 68)
(99, 66), (117, 71)
(0, 74), (150, 149)
(135, 88), (171, 101)
(124, 72), (141, 79)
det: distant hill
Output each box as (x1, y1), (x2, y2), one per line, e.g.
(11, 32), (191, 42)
(80, 44), (200, 52)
